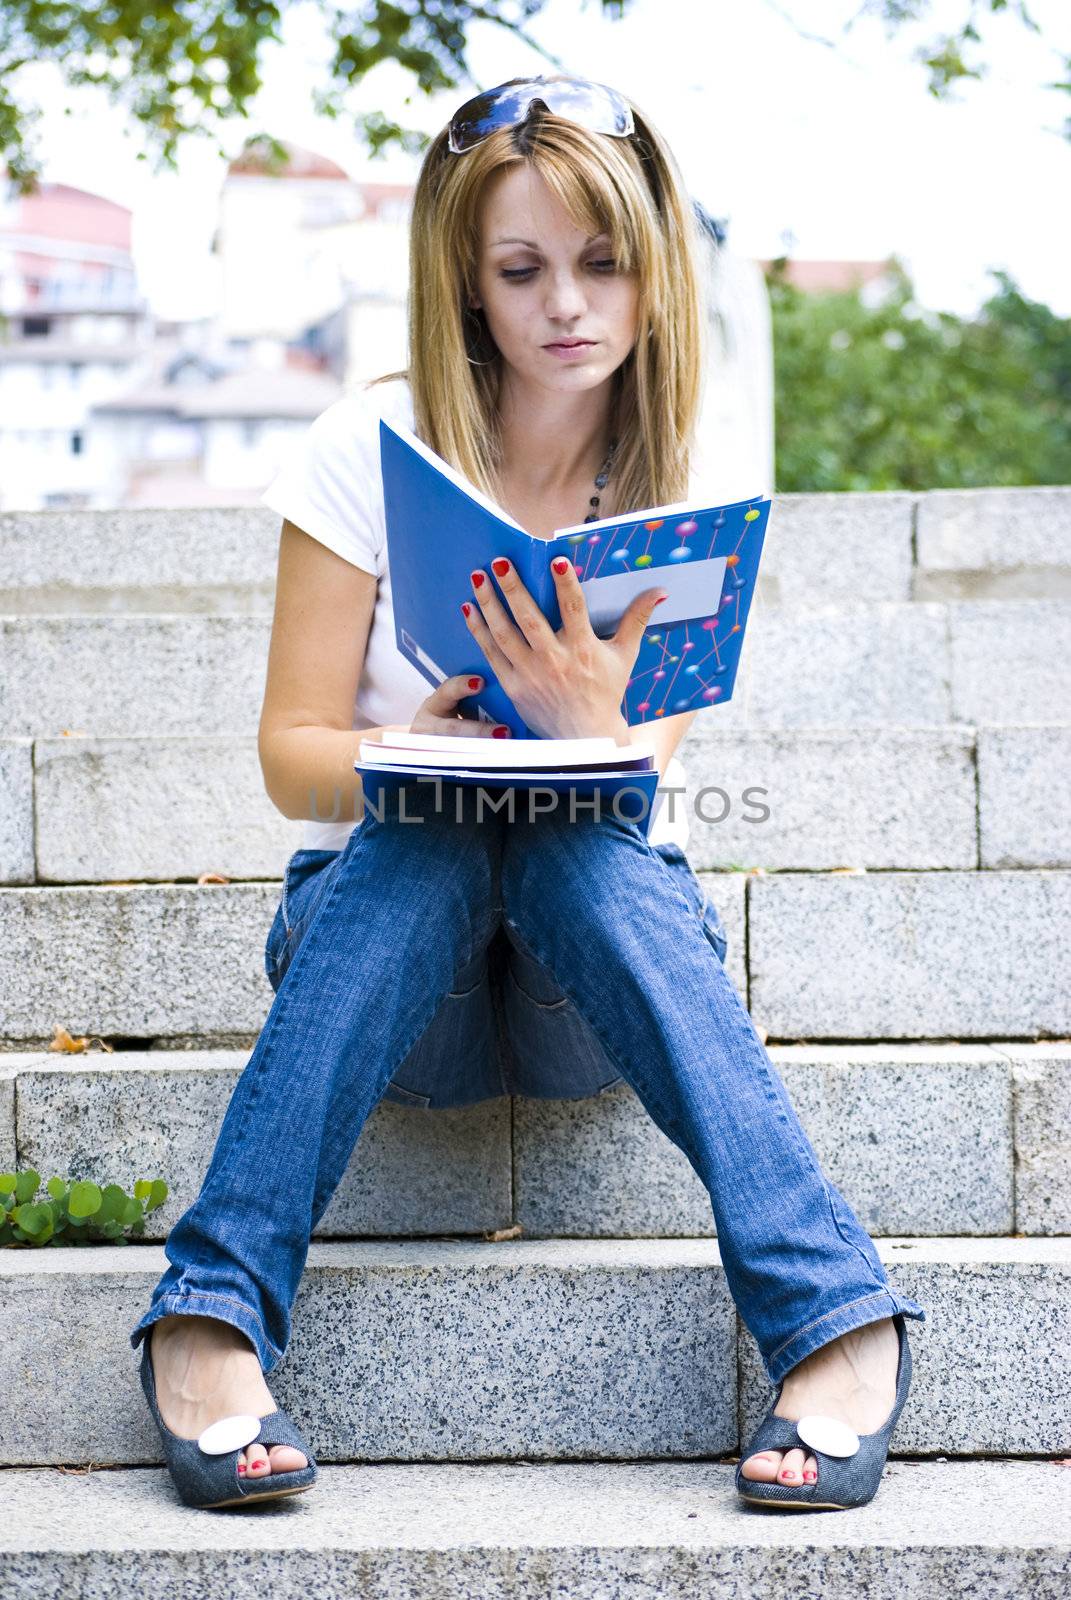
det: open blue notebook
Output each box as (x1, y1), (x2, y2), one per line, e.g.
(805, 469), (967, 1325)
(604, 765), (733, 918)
(379, 416), (772, 741)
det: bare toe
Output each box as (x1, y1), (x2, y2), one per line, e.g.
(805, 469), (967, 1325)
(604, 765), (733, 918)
(268, 1444), (309, 1473)
(740, 1449), (783, 1481)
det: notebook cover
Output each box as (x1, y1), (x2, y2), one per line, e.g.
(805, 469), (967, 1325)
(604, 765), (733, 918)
(380, 416), (772, 741)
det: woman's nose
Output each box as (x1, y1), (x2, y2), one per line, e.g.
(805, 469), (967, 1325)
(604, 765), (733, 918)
(544, 272), (588, 320)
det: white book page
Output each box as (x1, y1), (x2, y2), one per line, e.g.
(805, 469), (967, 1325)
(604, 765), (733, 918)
(360, 737), (656, 770)
(374, 730), (625, 759)
(357, 763), (655, 779)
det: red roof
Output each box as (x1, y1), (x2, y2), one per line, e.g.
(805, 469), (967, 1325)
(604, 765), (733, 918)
(226, 139), (349, 181)
(0, 179), (132, 251)
(757, 259), (895, 293)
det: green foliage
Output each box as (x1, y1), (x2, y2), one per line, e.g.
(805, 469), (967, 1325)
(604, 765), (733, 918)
(861, 1), (1057, 107)
(767, 258), (1071, 491)
(0, 1169), (168, 1247)
(0, 0), (575, 192)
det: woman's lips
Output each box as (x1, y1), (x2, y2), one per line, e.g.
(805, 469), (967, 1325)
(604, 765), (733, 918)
(544, 340), (596, 359)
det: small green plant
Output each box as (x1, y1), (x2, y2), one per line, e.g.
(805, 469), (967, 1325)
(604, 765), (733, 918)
(0, 1170), (168, 1247)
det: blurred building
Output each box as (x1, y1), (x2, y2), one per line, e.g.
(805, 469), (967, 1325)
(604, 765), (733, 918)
(0, 179), (153, 509)
(92, 335), (342, 506)
(0, 141), (403, 509)
(212, 136), (410, 383)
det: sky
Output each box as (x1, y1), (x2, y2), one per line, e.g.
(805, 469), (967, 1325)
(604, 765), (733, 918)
(10, 0), (1071, 323)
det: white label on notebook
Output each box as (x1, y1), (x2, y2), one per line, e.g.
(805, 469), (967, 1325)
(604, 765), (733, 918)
(580, 556), (727, 637)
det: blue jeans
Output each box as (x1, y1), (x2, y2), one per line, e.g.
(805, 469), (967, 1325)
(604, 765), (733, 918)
(129, 780), (927, 1385)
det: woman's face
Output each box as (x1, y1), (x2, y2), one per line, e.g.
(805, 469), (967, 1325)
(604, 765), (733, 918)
(471, 163), (640, 399)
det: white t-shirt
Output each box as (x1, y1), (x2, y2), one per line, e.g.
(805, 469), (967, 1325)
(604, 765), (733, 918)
(260, 375), (726, 854)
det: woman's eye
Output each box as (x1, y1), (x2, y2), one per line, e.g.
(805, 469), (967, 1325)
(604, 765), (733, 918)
(498, 259), (617, 283)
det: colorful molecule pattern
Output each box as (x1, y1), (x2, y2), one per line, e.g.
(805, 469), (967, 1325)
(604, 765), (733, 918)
(561, 501), (768, 721)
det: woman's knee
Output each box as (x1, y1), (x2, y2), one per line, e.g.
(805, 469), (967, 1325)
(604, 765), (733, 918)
(326, 792), (504, 972)
(500, 816), (650, 968)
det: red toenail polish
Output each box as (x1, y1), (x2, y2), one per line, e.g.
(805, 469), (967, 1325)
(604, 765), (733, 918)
(804, 1471), (817, 1480)
(780, 1470), (793, 1478)
(238, 1463), (246, 1472)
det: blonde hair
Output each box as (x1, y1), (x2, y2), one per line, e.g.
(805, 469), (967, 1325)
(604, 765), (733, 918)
(370, 79), (708, 517)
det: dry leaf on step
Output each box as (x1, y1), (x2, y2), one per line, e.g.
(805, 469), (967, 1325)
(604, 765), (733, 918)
(49, 1025), (113, 1054)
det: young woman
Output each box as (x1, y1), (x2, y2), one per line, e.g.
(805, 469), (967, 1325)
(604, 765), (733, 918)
(129, 74), (927, 1513)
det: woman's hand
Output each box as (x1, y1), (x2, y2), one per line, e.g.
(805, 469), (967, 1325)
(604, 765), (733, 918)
(461, 554), (667, 742)
(409, 675), (512, 738)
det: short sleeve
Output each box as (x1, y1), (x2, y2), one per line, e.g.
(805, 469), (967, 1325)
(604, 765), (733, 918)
(259, 394), (382, 577)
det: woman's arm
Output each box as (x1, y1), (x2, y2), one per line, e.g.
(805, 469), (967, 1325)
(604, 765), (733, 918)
(626, 709), (697, 784)
(258, 520), (383, 824)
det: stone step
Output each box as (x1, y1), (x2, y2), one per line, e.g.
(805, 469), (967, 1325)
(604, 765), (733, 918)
(0, 507), (278, 615)
(4, 722), (1068, 885)
(914, 486), (1071, 601)
(0, 1238), (1068, 1465)
(3, 1461), (1068, 1597)
(4, 1044), (1068, 1239)
(0, 869), (1067, 1045)
(4, 487), (1069, 613)
(1, 599), (1068, 739)
(746, 868), (1070, 1039)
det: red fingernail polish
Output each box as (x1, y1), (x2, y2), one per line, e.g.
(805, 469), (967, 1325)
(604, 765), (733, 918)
(471, 571), (485, 588)
(468, 677), (480, 690)
(461, 602), (472, 617)
(491, 558), (510, 577)
(552, 558), (569, 574)
(493, 725), (510, 738)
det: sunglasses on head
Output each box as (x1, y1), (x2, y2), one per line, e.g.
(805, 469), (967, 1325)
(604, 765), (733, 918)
(447, 74), (635, 155)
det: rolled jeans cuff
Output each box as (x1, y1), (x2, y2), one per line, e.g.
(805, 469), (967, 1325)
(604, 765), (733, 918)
(763, 1287), (928, 1386)
(128, 1288), (283, 1374)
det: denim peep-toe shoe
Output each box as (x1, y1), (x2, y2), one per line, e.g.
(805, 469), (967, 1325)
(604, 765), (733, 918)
(139, 1329), (319, 1509)
(735, 1312), (913, 1511)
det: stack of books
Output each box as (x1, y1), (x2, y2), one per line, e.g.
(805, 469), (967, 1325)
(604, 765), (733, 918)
(355, 727), (661, 831)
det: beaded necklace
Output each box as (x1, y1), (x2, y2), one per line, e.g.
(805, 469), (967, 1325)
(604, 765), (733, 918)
(584, 436), (619, 523)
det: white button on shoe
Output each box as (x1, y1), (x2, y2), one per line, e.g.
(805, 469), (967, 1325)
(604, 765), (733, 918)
(795, 1414), (861, 1457)
(197, 1414), (263, 1455)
